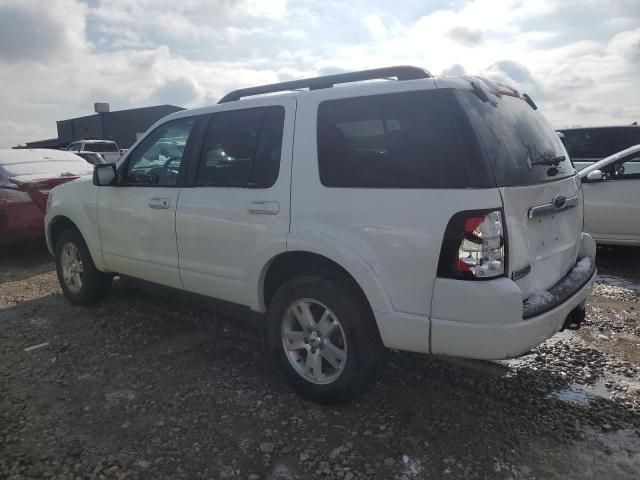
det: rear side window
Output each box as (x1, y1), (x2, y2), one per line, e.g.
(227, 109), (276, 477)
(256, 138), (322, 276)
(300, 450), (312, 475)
(196, 106), (285, 188)
(317, 90), (468, 188)
(453, 90), (575, 186)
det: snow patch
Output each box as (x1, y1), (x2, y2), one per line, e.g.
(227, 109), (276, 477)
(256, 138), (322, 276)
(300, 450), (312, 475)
(526, 290), (554, 308)
(525, 257), (593, 308)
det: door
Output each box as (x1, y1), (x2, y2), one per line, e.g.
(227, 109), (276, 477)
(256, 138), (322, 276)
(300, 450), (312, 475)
(96, 116), (200, 288)
(176, 98), (295, 306)
(583, 153), (640, 244)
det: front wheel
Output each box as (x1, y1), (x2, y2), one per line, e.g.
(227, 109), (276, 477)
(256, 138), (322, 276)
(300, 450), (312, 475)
(267, 275), (383, 403)
(55, 229), (112, 305)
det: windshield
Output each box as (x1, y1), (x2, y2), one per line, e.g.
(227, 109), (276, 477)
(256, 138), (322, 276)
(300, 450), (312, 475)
(453, 89), (575, 186)
(86, 142), (119, 153)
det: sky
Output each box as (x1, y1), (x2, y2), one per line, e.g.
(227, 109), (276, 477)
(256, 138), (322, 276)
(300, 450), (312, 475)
(0, 0), (639, 148)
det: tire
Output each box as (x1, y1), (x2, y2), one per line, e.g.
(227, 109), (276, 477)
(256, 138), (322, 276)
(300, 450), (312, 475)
(55, 228), (112, 305)
(267, 274), (383, 403)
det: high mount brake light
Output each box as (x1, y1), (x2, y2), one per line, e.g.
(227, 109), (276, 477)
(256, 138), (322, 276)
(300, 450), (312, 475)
(438, 209), (506, 280)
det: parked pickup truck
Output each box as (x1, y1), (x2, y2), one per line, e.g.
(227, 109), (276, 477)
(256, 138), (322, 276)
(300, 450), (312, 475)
(66, 140), (122, 164)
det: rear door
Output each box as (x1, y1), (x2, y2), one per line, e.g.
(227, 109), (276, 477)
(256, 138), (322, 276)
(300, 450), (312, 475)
(453, 87), (583, 297)
(176, 98), (295, 306)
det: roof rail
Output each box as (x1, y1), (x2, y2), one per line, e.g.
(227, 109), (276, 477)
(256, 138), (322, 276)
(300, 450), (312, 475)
(218, 65), (431, 103)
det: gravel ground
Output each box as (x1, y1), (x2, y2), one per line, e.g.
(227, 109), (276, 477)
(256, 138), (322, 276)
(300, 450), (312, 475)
(1, 243), (640, 480)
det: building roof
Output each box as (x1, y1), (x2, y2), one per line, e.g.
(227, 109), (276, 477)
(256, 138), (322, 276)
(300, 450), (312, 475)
(57, 104), (182, 123)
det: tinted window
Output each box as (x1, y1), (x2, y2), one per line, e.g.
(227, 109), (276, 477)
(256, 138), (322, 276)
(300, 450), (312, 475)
(563, 129), (612, 159)
(562, 127), (640, 160)
(317, 90), (468, 188)
(197, 106), (284, 188)
(454, 90), (574, 186)
(123, 117), (196, 185)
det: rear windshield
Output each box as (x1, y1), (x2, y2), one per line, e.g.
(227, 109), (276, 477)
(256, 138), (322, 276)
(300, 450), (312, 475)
(453, 89), (575, 186)
(2, 160), (92, 178)
(560, 127), (640, 160)
(86, 142), (119, 153)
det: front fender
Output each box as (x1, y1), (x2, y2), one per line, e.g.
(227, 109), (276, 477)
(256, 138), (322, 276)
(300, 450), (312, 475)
(45, 179), (105, 271)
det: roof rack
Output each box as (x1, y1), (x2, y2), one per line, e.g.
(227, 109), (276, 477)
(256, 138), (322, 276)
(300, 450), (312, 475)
(218, 65), (431, 103)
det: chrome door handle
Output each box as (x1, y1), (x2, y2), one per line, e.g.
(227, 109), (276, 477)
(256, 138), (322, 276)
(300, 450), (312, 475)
(148, 197), (170, 209)
(248, 201), (280, 215)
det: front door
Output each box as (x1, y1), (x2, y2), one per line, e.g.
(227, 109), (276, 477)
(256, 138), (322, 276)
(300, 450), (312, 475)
(97, 116), (200, 288)
(584, 153), (640, 244)
(176, 98), (295, 307)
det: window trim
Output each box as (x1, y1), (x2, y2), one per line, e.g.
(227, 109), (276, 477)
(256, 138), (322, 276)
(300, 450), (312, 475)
(115, 115), (205, 188)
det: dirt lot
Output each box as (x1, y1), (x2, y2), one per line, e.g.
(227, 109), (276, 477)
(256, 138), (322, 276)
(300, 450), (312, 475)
(1, 243), (639, 480)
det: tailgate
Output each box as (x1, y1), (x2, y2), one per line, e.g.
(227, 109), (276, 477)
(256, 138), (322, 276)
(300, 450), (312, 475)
(501, 175), (583, 298)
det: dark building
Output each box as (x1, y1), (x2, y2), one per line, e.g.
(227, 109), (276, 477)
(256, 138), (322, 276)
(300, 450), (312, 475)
(18, 104), (184, 150)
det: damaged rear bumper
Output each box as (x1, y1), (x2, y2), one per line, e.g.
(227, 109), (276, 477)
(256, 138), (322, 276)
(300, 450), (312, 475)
(430, 268), (596, 359)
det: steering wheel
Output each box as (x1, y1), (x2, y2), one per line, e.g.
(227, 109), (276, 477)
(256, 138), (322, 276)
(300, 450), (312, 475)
(163, 156), (182, 173)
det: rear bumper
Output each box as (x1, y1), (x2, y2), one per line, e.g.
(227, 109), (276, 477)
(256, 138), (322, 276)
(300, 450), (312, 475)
(430, 268), (595, 359)
(429, 233), (597, 360)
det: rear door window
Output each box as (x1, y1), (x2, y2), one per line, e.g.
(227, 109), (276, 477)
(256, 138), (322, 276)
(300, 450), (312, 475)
(317, 90), (469, 188)
(453, 89), (575, 186)
(196, 106), (284, 188)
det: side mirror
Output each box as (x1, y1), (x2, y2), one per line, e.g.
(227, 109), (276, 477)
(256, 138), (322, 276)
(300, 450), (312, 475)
(585, 170), (604, 183)
(93, 163), (116, 186)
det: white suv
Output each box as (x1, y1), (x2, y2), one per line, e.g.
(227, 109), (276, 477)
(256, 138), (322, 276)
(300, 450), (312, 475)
(45, 66), (597, 402)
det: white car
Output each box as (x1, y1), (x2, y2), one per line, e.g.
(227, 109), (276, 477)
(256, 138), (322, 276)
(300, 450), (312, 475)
(45, 66), (596, 401)
(579, 144), (640, 246)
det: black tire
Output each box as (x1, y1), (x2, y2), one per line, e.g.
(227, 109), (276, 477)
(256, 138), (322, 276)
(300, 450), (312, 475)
(55, 228), (112, 305)
(267, 274), (383, 403)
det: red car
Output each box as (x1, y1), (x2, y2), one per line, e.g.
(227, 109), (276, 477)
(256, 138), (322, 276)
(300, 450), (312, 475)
(0, 149), (93, 244)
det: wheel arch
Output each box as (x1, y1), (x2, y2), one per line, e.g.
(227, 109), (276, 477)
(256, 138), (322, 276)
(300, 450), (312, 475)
(48, 215), (80, 251)
(47, 214), (106, 271)
(258, 248), (393, 317)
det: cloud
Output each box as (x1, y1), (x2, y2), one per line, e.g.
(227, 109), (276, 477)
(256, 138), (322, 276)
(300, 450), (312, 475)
(0, 0), (88, 63)
(447, 27), (483, 47)
(150, 77), (203, 107)
(0, 0), (639, 147)
(609, 28), (640, 63)
(441, 64), (466, 76)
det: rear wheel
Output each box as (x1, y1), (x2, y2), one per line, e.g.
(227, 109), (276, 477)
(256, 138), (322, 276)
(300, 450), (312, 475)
(267, 275), (382, 403)
(55, 229), (112, 305)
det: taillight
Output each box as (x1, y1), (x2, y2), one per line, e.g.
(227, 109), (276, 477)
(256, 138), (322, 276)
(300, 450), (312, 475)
(0, 186), (32, 205)
(438, 209), (506, 280)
